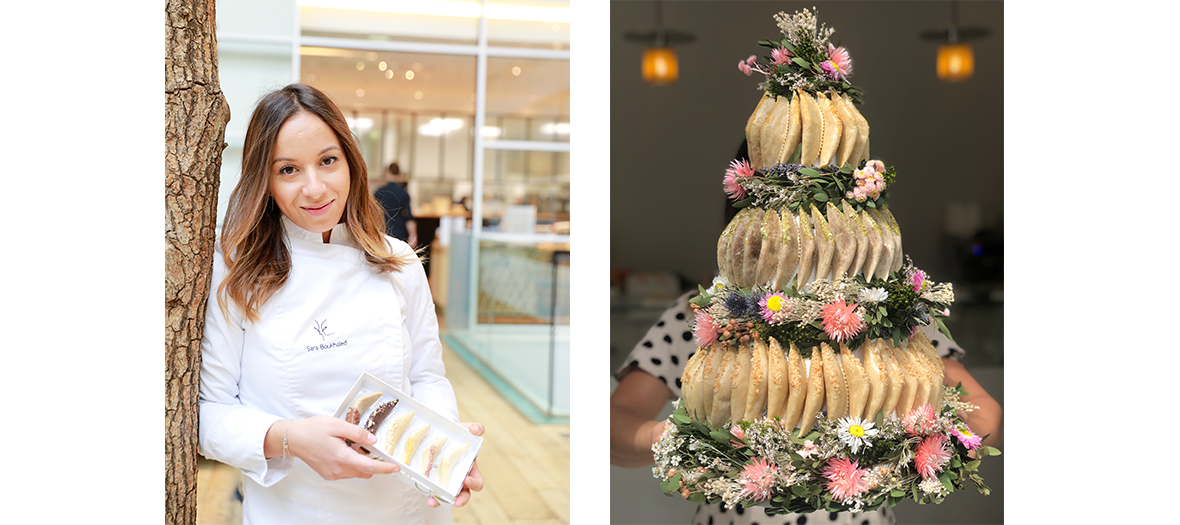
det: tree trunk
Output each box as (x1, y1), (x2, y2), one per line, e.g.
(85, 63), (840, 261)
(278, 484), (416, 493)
(164, 0), (229, 522)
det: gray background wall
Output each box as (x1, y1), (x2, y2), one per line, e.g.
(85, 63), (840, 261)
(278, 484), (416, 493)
(609, 1), (1004, 523)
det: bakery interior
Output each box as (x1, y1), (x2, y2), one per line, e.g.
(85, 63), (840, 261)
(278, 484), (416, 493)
(195, 1), (570, 523)
(609, 1), (1003, 524)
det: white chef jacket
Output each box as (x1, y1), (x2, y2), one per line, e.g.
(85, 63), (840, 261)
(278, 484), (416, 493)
(199, 216), (460, 524)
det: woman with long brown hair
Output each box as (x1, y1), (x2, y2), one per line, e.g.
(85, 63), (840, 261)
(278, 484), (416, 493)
(198, 83), (482, 523)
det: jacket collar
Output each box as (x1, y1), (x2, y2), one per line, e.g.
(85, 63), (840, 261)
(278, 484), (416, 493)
(280, 215), (353, 246)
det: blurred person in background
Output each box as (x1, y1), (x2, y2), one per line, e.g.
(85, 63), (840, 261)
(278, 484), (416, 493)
(375, 161), (418, 248)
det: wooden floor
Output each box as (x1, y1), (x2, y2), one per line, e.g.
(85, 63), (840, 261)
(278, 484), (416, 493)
(196, 341), (570, 524)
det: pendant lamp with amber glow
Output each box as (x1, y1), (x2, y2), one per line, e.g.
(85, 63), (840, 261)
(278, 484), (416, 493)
(625, 1), (694, 86)
(921, 2), (989, 82)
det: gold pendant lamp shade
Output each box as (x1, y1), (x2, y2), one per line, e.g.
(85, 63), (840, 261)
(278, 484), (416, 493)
(937, 43), (974, 81)
(625, 1), (694, 86)
(921, 2), (988, 83)
(642, 47), (679, 85)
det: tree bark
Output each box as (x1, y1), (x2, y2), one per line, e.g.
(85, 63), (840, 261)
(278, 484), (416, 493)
(164, 0), (229, 523)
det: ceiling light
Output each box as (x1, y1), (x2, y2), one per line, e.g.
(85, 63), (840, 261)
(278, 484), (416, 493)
(540, 123), (570, 135)
(297, 0), (570, 23)
(419, 117), (463, 136)
(624, 1), (694, 86)
(406, 70), (415, 80)
(379, 61), (387, 71)
(921, 1), (989, 82)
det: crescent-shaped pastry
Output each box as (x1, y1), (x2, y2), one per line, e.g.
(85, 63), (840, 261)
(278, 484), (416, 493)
(900, 343), (931, 415)
(865, 208), (895, 279)
(862, 340), (888, 422)
(419, 435), (448, 476)
(364, 400), (399, 434)
(797, 90), (822, 166)
(777, 92), (803, 164)
(745, 92), (775, 169)
(887, 343), (917, 416)
(383, 410), (416, 456)
(831, 92), (860, 167)
(437, 442), (471, 488)
(880, 341), (905, 417)
(730, 343), (752, 423)
(709, 348), (735, 427)
(744, 338), (770, 421)
(755, 208), (782, 286)
(810, 204), (835, 284)
(348, 392), (384, 424)
(795, 208), (816, 288)
(402, 424), (431, 464)
(781, 342), (807, 430)
(841, 201), (869, 279)
(726, 208), (755, 284)
(759, 95), (792, 168)
(717, 214), (741, 284)
(842, 93), (870, 165)
(798, 347), (825, 434)
(680, 347), (705, 419)
(910, 331), (945, 408)
(859, 208), (885, 280)
(879, 207), (905, 273)
(698, 346), (717, 415)
(739, 208), (764, 287)
(816, 92), (843, 167)
(766, 337), (789, 420)
(839, 343), (869, 420)
(825, 201), (856, 280)
(820, 343), (847, 420)
(773, 206), (800, 290)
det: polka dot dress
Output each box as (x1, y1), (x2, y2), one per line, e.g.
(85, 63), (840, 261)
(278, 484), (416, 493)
(616, 292), (969, 524)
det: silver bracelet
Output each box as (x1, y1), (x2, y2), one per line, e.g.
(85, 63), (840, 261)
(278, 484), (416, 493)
(282, 420), (292, 458)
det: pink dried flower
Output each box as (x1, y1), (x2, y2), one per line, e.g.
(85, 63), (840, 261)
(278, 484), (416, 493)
(951, 426), (983, 450)
(820, 298), (865, 343)
(739, 457), (779, 501)
(694, 310), (718, 346)
(849, 186), (867, 202)
(730, 424), (746, 448)
(822, 457), (868, 501)
(759, 292), (791, 324)
(738, 54), (757, 76)
(723, 173), (747, 200)
(824, 43), (853, 80)
(771, 47), (792, 65)
(798, 440), (818, 459)
(868, 159), (885, 173)
(903, 404), (939, 436)
(910, 269), (927, 292)
(723, 159), (754, 200)
(914, 435), (953, 480)
(728, 158), (755, 179)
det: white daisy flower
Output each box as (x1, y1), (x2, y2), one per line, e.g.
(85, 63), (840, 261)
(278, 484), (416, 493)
(835, 416), (879, 454)
(711, 275), (730, 294)
(858, 287), (888, 303)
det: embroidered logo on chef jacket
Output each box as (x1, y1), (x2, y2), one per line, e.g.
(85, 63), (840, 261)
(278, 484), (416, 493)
(307, 318), (348, 352)
(313, 319), (335, 340)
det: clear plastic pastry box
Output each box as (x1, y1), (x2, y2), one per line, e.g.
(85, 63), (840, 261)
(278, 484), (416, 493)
(332, 372), (482, 505)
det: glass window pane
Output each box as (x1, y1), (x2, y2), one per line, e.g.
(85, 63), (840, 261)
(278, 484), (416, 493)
(485, 57), (569, 143)
(301, 6), (478, 45)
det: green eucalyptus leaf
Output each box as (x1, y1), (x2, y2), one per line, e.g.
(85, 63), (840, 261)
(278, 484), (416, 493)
(938, 471), (954, 492)
(792, 57), (811, 68)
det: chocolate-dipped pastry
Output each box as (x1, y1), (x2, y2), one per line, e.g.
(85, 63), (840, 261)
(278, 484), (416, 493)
(364, 399), (399, 434)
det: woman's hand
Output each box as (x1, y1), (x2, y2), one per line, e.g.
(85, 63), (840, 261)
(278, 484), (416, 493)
(268, 416), (400, 480)
(427, 422), (486, 508)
